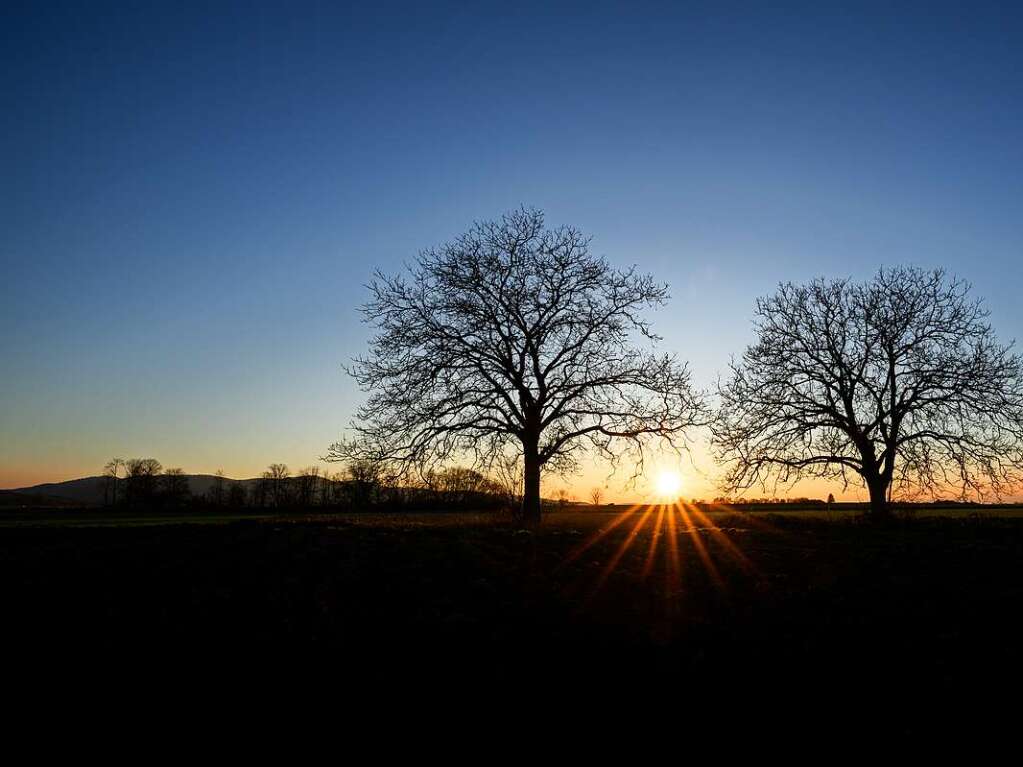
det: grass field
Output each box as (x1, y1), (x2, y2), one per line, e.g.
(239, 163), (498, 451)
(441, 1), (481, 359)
(3, 502), (1022, 527)
(2, 506), (1021, 734)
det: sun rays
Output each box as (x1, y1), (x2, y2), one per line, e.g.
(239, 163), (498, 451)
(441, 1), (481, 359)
(562, 501), (762, 610)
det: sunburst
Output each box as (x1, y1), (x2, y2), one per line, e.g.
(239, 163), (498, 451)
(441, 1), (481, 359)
(564, 501), (762, 610)
(654, 470), (683, 500)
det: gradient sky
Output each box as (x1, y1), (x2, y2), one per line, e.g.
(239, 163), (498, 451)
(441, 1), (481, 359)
(3, 1), (1022, 500)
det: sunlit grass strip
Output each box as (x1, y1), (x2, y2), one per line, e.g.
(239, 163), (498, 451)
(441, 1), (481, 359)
(585, 505), (658, 598)
(703, 501), (790, 537)
(561, 500), (767, 609)
(684, 502), (757, 575)
(642, 504), (667, 579)
(665, 501), (682, 584)
(677, 504), (725, 590)
(561, 504), (642, 567)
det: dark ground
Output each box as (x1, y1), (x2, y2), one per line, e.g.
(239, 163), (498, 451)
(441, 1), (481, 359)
(2, 508), (1021, 737)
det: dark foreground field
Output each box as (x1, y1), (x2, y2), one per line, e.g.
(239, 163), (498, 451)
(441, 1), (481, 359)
(3, 508), (1022, 736)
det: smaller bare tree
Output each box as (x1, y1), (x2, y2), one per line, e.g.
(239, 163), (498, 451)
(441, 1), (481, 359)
(103, 457), (124, 506)
(227, 481), (247, 507)
(490, 453), (523, 515)
(161, 468), (190, 507)
(263, 463), (291, 507)
(124, 458), (162, 506)
(346, 459), (381, 509)
(434, 466), (498, 507)
(319, 470), (335, 506)
(714, 267), (1023, 518)
(296, 466), (321, 507)
(208, 469), (227, 506)
(590, 487), (604, 507)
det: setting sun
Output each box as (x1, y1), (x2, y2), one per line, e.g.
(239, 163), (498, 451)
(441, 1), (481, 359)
(654, 470), (683, 499)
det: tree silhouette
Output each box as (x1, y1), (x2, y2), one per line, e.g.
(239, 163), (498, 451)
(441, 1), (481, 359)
(296, 466), (321, 507)
(713, 267), (1023, 518)
(161, 468), (190, 506)
(209, 469), (227, 506)
(491, 453), (523, 512)
(344, 459), (381, 508)
(323, 471), (343, 506)
(124, 458), (162, 506)
(227, 481), (247, 508)
(262, 463), (290, 507)
(103, 457), (124, 506)
(330, 208), (705, 524)
(435, 466), (495, 505)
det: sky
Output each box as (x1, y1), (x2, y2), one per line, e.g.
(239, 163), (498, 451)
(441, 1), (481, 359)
(2, 1), (1022, 500)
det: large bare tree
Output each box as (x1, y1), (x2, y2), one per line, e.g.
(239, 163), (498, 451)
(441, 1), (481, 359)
(713, 267), (1023, 518)
(329, 208), (705, 524)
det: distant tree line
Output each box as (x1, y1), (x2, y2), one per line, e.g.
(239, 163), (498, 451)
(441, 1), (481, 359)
(102, 458), (191, 509)
(99, 455), (1019, 514)
(710, 496), (830, 506)
(99, 457), (523, 513)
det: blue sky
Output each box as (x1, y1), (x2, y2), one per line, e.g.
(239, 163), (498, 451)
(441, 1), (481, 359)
(2, 1), (1022, 496)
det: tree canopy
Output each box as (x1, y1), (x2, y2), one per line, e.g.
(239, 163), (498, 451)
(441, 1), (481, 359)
(330, 208), (706, 523)
(713, 266), (1023, 516)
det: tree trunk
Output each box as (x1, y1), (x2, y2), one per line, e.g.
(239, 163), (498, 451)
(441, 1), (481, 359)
(866, 473), (891, 520)
(521, 448), (542, 527)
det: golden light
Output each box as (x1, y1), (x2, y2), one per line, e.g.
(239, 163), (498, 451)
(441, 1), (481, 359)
(562, 498), (763, 611)
(654, 470), (682, 499)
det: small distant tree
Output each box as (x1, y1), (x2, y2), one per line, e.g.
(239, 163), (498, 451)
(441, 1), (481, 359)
(319, 471), (335, 507)
(827, 492), (835, 512)
(491, 454), (523, 514)
(253, 476), (269, 507)
(345, 459), (381, 509)
(161, 468), (190, 507)
(296, 466), (321, 507)
(590, 487), (603, 507)
(436, 466), (494, 506)
(227, 482), (247, 508)
(102, 458), (124, 506)
(124, 458), (162, 506)
(263, 463), (291, 507)
(208, 469), (227, 506)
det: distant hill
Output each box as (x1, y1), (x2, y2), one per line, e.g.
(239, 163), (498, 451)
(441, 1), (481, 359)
(0, 489), (82, 508)
(9, 474), (262, 506)
(10, 476), (109, 505)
